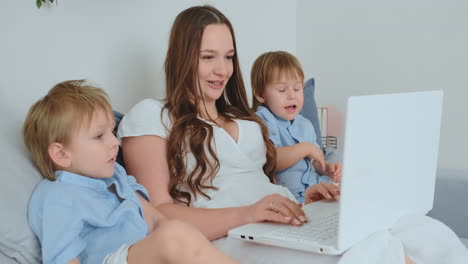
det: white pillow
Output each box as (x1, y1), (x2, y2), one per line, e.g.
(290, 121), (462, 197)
(0, 107), (42, 263)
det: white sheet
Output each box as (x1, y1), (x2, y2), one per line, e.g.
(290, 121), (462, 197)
(214, 215), (468, 264)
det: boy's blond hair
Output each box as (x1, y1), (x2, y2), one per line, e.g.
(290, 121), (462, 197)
(23, 80), (113, 180)
(251, 51), (305, 109)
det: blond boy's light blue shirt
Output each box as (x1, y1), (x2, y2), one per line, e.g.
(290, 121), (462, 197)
(28, 163), (149, 264)
(256, 106), (331, 203)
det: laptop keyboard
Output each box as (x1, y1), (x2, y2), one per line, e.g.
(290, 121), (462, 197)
(267, 210), (339, 243)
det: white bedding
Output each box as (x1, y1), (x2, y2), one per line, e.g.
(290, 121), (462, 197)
(214, 215), (468, 264)
(0, 251), (19, 264)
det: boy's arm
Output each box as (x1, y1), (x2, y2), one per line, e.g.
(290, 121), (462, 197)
(137, 193), (166, 233)
(123, 165), (165, 232)
(276, 142), (325, 171)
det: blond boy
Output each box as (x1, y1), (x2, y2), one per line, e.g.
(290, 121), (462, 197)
(23, 80), (237, 264)
(251, 51), (342, 203)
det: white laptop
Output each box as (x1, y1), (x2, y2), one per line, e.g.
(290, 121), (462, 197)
(228, 91), (443, 255)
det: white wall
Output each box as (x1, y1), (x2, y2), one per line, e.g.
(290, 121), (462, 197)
(0, 0), (296, 117)
(297, 0), (468, 172)
(6, 0), (463, 172)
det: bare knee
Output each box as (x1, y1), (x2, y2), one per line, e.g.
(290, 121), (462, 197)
(128, 220), (209, 264)
(158, 219), (203, 239)
(405, 256), (414, 264)
(155, 220), (208, 260)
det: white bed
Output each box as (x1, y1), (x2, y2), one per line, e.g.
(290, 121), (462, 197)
(428, 168), (468, 249)
(2, 95), (468, 263)
(212, 214), (468, 264)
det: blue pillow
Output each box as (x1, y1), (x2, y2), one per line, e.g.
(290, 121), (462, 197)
(113, 110), (126, 168)
(299, 78), (324, 149)
(113, 110), (124, 135)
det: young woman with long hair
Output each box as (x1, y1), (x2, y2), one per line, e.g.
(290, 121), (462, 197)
(118, 5), (328, 241)
(118, 5), (467, 264)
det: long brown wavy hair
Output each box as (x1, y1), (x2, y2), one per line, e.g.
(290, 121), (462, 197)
(163, 5), (276, 205)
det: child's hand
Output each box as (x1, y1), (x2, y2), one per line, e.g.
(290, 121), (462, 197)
(305, 143), (324, 161)
(306, 143), (325, 170)
(312, 159), (326, 173)
(325, 162), (343, 182)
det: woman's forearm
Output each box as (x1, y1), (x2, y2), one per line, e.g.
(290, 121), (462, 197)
(157, 203), (250, 241)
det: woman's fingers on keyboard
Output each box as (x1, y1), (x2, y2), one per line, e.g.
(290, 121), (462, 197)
(273, 198), (307, 225)
(263, 194), (306, 225)
(263, 210), (296, 224)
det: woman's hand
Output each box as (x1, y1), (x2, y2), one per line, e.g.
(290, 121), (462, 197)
(246, 194), (308, 226)
(304, 183), (341, 204)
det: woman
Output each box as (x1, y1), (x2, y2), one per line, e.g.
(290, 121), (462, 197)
(118, 5), (467, 264)
(118, 5), (337, 240)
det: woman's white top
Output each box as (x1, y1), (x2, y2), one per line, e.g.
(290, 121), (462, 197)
(117, 99), (296, 208)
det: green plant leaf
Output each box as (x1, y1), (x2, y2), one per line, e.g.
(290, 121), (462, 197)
(36, 0), (58, 8)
